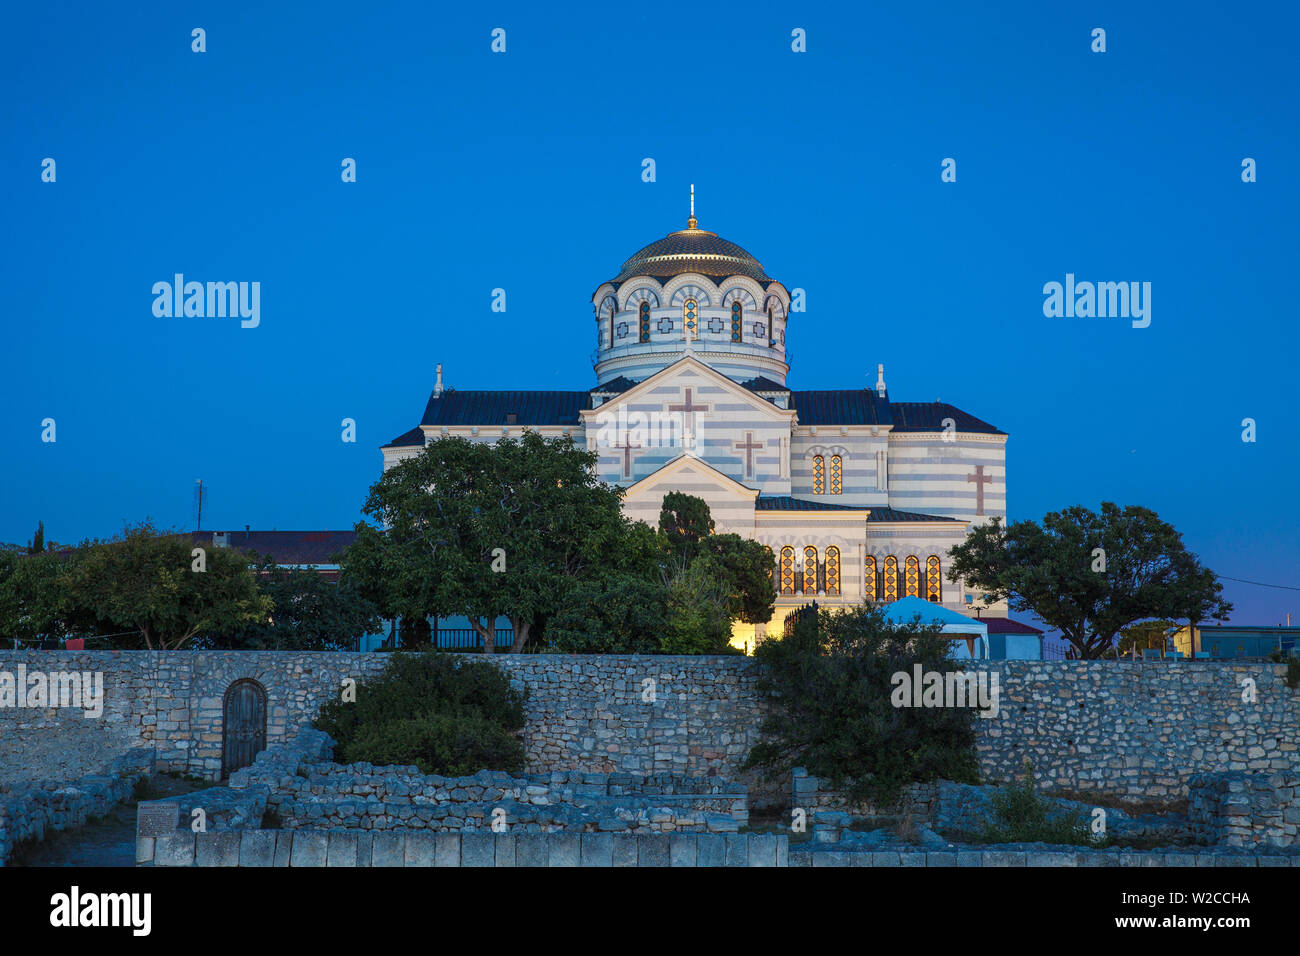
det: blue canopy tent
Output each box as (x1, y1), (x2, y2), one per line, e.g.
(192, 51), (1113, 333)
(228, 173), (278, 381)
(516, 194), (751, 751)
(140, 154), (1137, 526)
(882, 597), (990, 660)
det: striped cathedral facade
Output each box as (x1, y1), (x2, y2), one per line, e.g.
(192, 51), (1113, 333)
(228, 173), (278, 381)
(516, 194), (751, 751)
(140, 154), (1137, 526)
(382, 194), (1008, 647)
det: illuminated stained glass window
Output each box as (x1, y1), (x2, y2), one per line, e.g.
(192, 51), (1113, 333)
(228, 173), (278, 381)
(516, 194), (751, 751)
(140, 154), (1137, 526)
(926, 555), (942, 603)
(904, 556), (921, 598)
(779, 546), (795, 595)
(830, 455), (842, 495)
(683, 298), (698, 339)
(883, 556), (898, 602)
(639, 301), (650, 343)
(825, 546), (841, 596)
(804, 545), (818, 593)
(812, 455), (825, 494)
(864, 556), (878, 602)
(730, 300), (742, 342)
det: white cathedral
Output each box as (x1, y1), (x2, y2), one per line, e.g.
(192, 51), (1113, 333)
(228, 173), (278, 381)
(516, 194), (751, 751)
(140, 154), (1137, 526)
(381, 193), (1016, 651)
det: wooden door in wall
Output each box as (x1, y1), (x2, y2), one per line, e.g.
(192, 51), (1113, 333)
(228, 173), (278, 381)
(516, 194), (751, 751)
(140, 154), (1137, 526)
(222, 679), (267, 777)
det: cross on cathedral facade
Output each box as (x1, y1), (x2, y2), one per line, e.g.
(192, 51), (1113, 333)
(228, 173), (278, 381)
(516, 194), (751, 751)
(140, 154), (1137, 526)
(382, 188), (1010, 648)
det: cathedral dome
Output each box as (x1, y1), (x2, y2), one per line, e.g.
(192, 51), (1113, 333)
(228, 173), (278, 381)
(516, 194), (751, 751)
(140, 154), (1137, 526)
(614, 227), (770, 283)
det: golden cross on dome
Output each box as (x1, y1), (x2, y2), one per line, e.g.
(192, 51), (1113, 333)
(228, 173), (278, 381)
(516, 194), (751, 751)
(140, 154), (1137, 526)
(687, 183), (697, 229)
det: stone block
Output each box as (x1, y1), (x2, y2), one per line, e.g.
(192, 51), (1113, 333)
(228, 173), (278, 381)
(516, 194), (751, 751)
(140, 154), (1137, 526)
(516, 833), (548, 867)
(371, 832), (405, 867)
(461, 832), (495, 867)
(290, 831), (328, 867)
(638, 834), (671, 867)
(494, 833), (516, 867)
(696, 834), (726, 867)
(404, 832), (437, 867)
(273, 831), (294, 867)
(749, 834), (778, 867)
(1026, 850), (1077, 867)
(724, 833), (748, 867)
(611, 834), (638, 867)
(238, 830), (276, 867)
(956, 850), (982, 867)
(981, 850), (1025, 867)
(135, 837), (154, 865)
(926, 851), (957, 867)
(434, 832), (461, 867)
(326, 831), (359, 867)
(582, 832), (613, 867)
(549, 833), (581, 867)
(154, 831), (195, 867)
(899, 851), (926, 867)
(871, 851), (901, 867)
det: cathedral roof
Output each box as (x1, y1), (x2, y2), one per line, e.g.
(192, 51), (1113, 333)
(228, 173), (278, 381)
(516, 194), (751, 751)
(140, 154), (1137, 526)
(890, 402), (1004, 435)
(789, 390), (892, 426)
(613, 226), (770, 283)
(419, 390), (590, 427)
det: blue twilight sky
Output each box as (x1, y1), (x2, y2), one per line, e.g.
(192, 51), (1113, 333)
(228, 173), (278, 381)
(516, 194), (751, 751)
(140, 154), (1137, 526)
(2, 1), (1297, 627)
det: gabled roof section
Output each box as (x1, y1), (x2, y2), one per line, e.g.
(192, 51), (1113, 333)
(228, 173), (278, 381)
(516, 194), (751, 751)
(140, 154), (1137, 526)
(866, 506), (966, 523)
(983, 617), (1044, 635)
(756, 496), (865, 512)
(382, 425), (425, 449)
(790, 389), (892, 426)
(420, 389), (591, 427)
(581, 356), (797, 423)
(623, 454), (760, 501)
(740, 376), (789, 394)
(890, 402), (1004, 435)
(590, 376), (639, 395)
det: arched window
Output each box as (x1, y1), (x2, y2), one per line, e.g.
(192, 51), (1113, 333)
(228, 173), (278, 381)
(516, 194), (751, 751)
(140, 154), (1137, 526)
(926, 556), (942, 603)
(768, 305), (776, 347)
(864, 556), (878, 602)
(825, 546), (841, 596)
(779, 546), (795, 595)
(904, 556), (921, 598)
(883, 556), (898, 602)
(639, 301), (651, 343)
(683, 297), (698, 340)
(730, 300), (743, 342)
(609, 303), (617, 349)
(803, 545), (818, 594)
(830, 455), (843, 495)
(812, 455), (825, 494)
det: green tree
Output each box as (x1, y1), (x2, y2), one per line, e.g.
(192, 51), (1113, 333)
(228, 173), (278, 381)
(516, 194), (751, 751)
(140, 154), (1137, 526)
(698, 533), (776, 625)
(28, 521), (45, 554)
(70, 521), (271, 649)
(0, 547), (82, 645)
(661, 556), (735, 654)
(1115, 618), (1178, 658)
(342, 432), (628, 653)
(207, 558), (381, 651)
(743, 604), (979, 806)
(948, 503), (1232, 659)
(658, 490), (714, 562)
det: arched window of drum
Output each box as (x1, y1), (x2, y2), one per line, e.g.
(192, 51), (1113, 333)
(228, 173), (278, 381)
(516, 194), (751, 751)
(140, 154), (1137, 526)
(768, 305), (776, 347)
(683, 297), (699, 339)
(882, 556), (898, 602)
(864, 556), (878, 602)
(638, 301), (651, 342)
(926, 555), (942, 603)
(609, 302), (617, 349)
(825, 546), (841, 596)
(812, 455), (825, 494)
(829, 455), (842, 495)
(779, 546), (795, 595)
(904, 556), (921, 598)
(730, 300), (743, 342)
(803, 545), (818, 593)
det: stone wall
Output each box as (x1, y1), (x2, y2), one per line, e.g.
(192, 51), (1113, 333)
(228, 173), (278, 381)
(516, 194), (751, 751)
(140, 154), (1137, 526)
(136, 829), (788, 867)
(0, 749), (154, 866)
(2, 653), (1296, 808)
(1189, 771), (1300, 847)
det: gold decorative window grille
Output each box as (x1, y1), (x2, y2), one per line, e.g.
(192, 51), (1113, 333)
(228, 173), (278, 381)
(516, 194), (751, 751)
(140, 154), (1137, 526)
(779, 546), (795, 595)
(639, 301), (650, 343)
(730, 300), (742, 342)
(864, 556), (877, 601)
(830, 455), (842, 495)
(904, 556), (921, 598)
(812, 455), (825, 494)
(883, 556), (898, 602)
(926, 556), (942, 603)
(825, 546), (841, 596)
(803, 546), (818, 594)
(683, 297), (699, 339)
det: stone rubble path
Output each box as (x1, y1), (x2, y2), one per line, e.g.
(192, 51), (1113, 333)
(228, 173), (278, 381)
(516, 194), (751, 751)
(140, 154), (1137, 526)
(13, 776), (210, 868)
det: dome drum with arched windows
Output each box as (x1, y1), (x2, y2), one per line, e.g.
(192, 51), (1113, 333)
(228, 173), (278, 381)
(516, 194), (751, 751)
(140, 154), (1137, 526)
(591, 190), (791, 387)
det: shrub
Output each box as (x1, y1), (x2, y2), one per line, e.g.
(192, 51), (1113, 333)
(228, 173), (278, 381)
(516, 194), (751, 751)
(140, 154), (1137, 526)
(980, 764), (1106, 847)
(744, 604), (979, 807)
(543, 575), (668, 653)
(315, 651), (527, 775)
